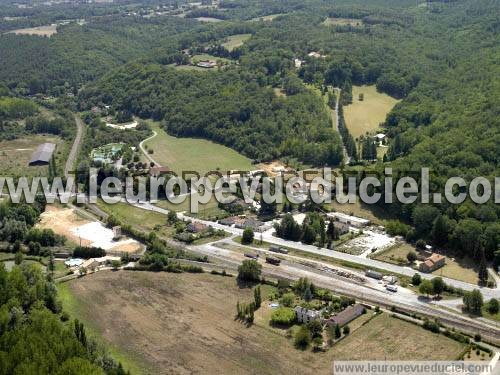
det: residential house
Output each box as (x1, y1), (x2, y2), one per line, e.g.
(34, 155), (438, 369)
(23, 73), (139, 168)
(196, 60), (217, 68)
(186, 222), (208, 233)
(419, 253), (445, 273)
(235, 218), (264, 231)
(149, 166), (171, 178)
(81, 258), (100, 271)
(294, 306), (321, 324)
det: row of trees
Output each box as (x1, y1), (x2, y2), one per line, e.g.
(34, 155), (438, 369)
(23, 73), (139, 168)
(274, 213), (340, 248)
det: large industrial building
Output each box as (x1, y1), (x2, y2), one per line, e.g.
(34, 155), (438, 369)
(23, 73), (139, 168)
(28, 143), (56, 166)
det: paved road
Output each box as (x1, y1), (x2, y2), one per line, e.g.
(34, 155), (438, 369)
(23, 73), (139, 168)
(131, 201), (500, 300)
(187, 239), (500, 342)
(64, 114), (84, 178)
(139, 130), (161, 166)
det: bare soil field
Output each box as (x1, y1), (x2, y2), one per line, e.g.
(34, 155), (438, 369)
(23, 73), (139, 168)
(38, 206), (141, 253)
(61, 272), (468, 375)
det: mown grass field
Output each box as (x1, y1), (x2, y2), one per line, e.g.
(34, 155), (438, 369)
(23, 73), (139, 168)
(330, 313), (465, 360)
(60, 272), (468, 375)
(95, 200), (173, 235)
(221, 34), (252, 51)
(0, 134), (67, 177)
(142, 122), (253, 174)
(343, 85), (399, 139)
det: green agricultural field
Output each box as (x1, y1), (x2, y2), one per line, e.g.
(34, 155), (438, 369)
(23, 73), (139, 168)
(142, 122), (253, 174)
(343, 85), (399, 139)
(0, 135), (67, 177)
(222, 34), (252, 51)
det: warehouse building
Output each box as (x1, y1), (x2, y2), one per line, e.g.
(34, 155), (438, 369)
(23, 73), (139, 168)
(29, 143), (56, 166)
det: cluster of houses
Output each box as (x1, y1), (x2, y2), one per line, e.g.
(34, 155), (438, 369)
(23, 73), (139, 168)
(64, 255), (122, 272)
(293, 51), (327, 68)
(218, 215), (271, 232)
(294, 303), (366, 328)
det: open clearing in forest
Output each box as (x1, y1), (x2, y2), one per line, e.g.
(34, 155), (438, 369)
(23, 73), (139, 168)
(323, 17), (363, 27)
(141, 122), (253, 174)
(8, 24), (58, 36)
(343, 85), (399, 139)
(60, 272), (467, 375)
(222, 33), (252, 51)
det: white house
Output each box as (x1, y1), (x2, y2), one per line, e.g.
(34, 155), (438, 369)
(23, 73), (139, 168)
(375, 133), (386, 146)
(294, 306), (321, 323)
(294, 58), (304, 68)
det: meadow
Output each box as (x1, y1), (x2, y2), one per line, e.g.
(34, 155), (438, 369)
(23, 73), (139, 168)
(343, 85), (399, 139)
(221, 34), (252, 51)
(142, 122), (253, 174)
(0, 134), (67, 177)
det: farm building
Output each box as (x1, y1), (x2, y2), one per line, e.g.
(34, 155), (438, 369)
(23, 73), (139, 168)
(325, 304), (365, 327)
(29, 143), (56, 166)
(294, 306), (321, 324)
(419, 253), (445, 273)
(326, 212), (370, 228)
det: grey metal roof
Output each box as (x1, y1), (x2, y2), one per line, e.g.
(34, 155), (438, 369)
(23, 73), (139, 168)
(29, 143), (56, 164)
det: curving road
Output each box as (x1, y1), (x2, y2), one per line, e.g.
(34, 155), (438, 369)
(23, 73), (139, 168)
(139, 130), (161, 166)
(64, 114), (84, 178)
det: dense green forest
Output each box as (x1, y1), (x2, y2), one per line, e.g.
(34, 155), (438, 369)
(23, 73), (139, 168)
(78, 64), (344, 164)
(0, 0), (499, 261)
(0, 198), (128, 374)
